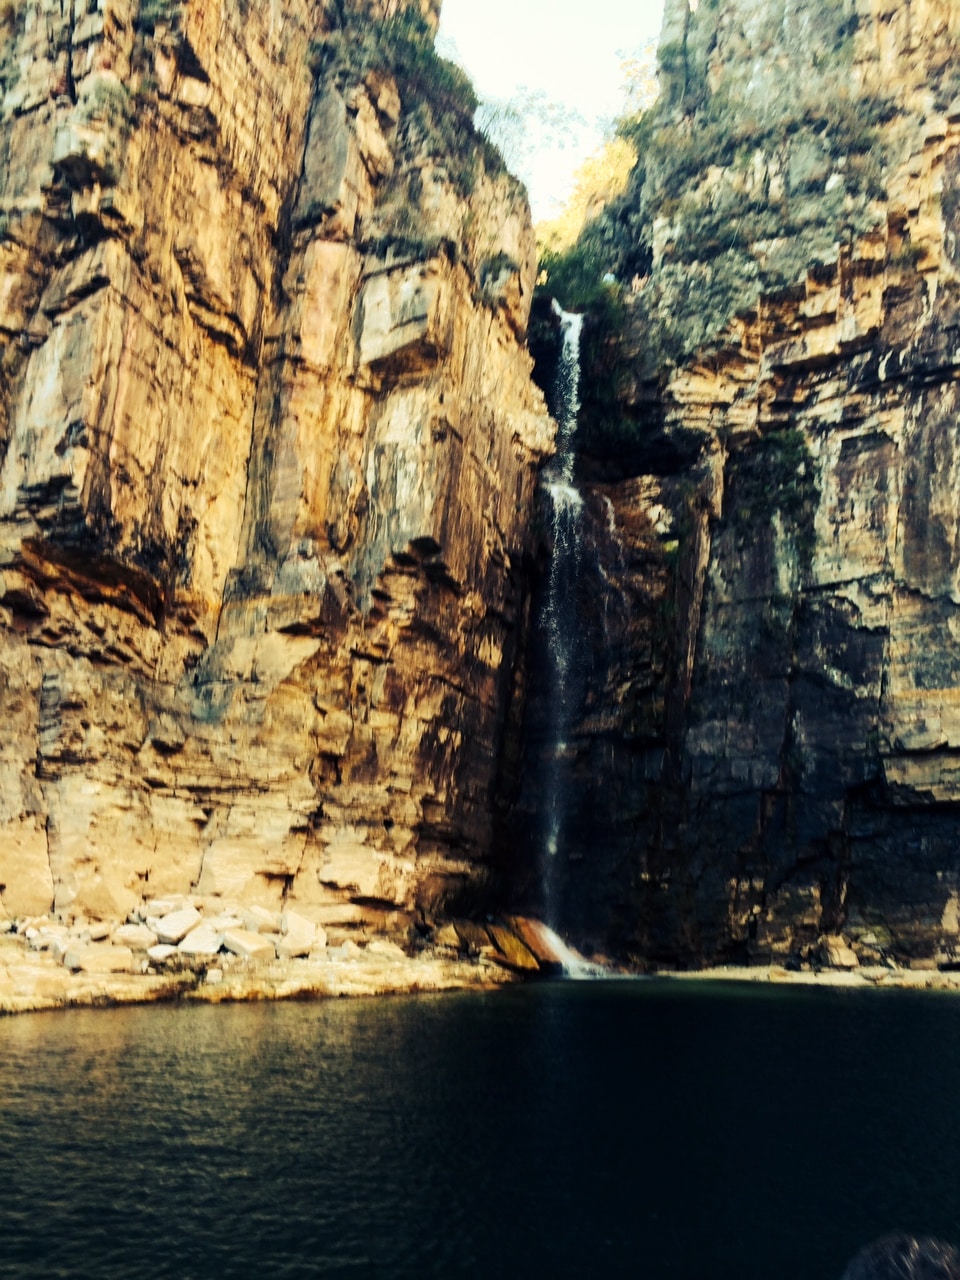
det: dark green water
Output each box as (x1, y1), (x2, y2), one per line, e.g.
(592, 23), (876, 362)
(1, 980), (958, 1279)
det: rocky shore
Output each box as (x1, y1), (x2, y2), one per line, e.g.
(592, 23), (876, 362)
(6, 893), (960, 1016)
(660, 965), (960, 993)
(0, 899), (601, 1015)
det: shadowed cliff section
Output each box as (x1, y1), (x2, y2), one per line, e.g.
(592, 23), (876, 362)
(0, 0), (553, 942)
(509, 0), (960, 968)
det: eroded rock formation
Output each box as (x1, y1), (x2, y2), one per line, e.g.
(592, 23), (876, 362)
(0, 0), (552, 938)
(513, 0), (960, 967)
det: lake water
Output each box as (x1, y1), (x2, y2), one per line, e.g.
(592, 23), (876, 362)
(1, 980), (958, 1279)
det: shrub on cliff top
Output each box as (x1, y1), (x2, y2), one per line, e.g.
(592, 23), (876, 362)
(381, 10), (477, 120)
(314, 8), (498, 200)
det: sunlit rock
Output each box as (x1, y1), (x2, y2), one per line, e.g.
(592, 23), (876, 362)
(221, 928), (276, 963)
(0, 0), (554, 959)
(178, 924), (223, 957)
(62, 943), (135, 974)
(154, 907), (203, 945)
(112, 924), (159, 952)
(276, 910), (318, 960)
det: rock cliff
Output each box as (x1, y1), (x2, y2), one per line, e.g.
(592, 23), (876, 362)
(0, 0), (553, 941)
(515, 0), (960, 967)
(11, 0), (960, 985)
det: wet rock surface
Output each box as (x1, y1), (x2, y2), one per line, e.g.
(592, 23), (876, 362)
(508, 0), (960, 968)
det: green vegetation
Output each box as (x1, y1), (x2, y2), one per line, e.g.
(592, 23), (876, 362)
(79, 75), (134, 128)
(728, 428), (819, 574)
(532, 0), (901, 461)
(313, 9), (495, 201)
(379, 11), (477, 120)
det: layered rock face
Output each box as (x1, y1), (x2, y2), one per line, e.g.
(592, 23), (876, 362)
(593, 0), (960, 371)
(0, 0), (552, 934)
(514, 0), (960, 965)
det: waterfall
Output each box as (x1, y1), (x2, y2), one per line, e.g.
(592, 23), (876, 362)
(540, 302), (585, 931)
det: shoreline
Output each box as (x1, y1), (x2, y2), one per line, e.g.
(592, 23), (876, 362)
(6, 948), (960, 1017)
(651, 963), (960, 992)
(0, 934), (517, 1017)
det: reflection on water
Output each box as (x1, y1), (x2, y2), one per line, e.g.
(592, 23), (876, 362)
(2, 982), (960, 1279)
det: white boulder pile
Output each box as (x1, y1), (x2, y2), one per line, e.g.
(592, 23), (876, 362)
(132, 897), (331, 971)
(1, 895), (337, 979)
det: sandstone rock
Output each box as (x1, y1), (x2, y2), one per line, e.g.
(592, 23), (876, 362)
(452, 920), (493, 955)
(221, 928), (275, 963)
(205, 914), (245, 932)
(433, 923), (460, 949)
(0, 821), (54, 918)
(112, 924), (159, 951)
(276, 910), (317, 960)
(155, 907), (203, 945)
(62, 943), (135, 974)
(506, 917), (574, 970)
(241, 906), (282, 935)
(366, 938), (406, 960)
(817, 937), (859, 971)
(72, 871), (138, 924)
(146, 944), (179, 966)
(514, 54), (960, 965)
(178, 925), (223, 958)
(144, 898), (187, 918)
(356, 261), (451, 372)
(0, 0), (550, 958)
(27, 923), (68, 952)
(487, 924), (539, 973)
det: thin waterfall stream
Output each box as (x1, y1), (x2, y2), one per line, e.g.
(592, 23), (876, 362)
(537, 303), (594, 972)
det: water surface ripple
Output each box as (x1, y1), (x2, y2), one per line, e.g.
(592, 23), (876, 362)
(1, 981), (958, 1278)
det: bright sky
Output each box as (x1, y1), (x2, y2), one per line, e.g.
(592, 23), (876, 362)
(437, 0), (666, 221)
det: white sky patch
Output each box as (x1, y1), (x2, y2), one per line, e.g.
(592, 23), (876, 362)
(437, 0), (666, 220)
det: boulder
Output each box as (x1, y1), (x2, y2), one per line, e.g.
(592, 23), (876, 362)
(817, 935), (859, 970)
(144, 897), (187, 918)
(155, 906), (203, 944)
(487, 924), (539, 972)
(434, 923), (460, 949)
(72, 871), (137, 924)
(205, 914), (244, 932)
(147, 944), (179, 965)
(366, 938), (406, 960)
(276, 909), (317, 959)
(506, 916), (573, 970)
(27, 923), (68, 952)
(62, 943), (135, 974)
(221, 928), (275, 962)
(452, 920), (492, 955)
(241, 906), (280, 935)
(112, 923), (159, 951)
(178, 924), (223, 957)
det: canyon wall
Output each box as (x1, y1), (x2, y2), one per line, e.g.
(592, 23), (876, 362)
(515, 0), (960, 965)
(0, 0), (552, 937)
(9, 0), (960, 975)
